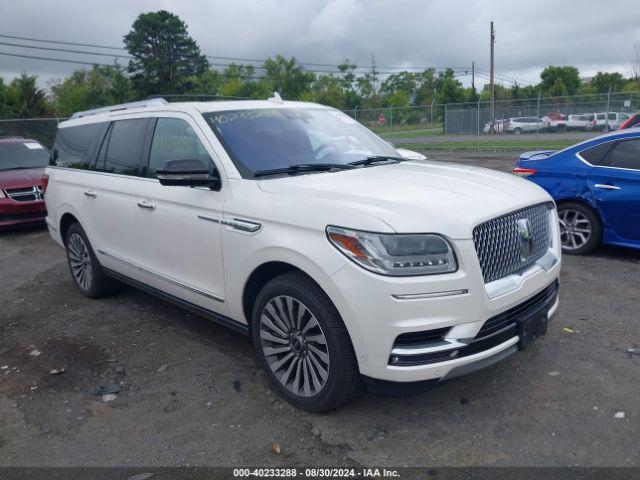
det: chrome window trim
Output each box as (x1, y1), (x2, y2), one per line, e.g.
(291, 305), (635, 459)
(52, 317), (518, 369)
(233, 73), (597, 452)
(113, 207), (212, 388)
(575, 136), (640, 172)
(97, 249), (225, 303)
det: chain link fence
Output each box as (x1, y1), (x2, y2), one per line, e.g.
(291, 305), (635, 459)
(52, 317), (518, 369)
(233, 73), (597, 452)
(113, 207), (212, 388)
(1, 91), (639, 152)
(0, 118), (66, 148)
(444, 91), (640, 135)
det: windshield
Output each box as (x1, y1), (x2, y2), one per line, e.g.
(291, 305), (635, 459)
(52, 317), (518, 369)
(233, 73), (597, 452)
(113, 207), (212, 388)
(202, 108), (399, 177)
(0, 142), (49, 171)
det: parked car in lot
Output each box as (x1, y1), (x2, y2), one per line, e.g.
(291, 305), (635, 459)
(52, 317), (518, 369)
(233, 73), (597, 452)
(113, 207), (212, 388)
(592, 112), (630, 131)
(482, 118), (506, 134)
(514, 129), (640, 254)
(547, 114), (594, 132)
(0, 137), (49, 229)
(45, 98), (561, 411)
(505, 117), (548, 134)
(619, 112), (640, 130)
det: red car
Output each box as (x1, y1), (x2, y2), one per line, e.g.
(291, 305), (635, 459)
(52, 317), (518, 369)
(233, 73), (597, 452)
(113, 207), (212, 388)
(0, 137), (49, 229)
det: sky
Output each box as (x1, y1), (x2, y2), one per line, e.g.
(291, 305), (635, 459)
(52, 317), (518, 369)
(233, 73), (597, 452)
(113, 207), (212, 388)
(0, 0), (638, 90)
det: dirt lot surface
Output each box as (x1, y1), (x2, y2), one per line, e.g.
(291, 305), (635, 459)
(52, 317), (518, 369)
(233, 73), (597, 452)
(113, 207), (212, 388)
(1, 152), (639, 467)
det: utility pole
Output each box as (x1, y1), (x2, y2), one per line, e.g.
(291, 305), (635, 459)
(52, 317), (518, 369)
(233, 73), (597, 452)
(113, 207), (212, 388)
(490, 21), (496, 133)
(471, 61), (475, 92)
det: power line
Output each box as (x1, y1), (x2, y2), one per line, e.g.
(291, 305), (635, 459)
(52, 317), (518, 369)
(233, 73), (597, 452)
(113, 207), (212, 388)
(0, 40), (474, 78)
(0, 50), (115, 67)
(0, 40), (132, 59)
(0, 32), (472, 73)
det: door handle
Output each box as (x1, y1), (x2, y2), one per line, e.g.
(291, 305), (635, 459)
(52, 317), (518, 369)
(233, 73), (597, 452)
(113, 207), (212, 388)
(84, 190), (97, 198)
(137, 200), (156, 210)
(594, 183), (621, 191)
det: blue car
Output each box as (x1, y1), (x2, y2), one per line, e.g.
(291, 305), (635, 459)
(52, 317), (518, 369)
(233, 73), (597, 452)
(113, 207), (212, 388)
(514, 129), (640, 254)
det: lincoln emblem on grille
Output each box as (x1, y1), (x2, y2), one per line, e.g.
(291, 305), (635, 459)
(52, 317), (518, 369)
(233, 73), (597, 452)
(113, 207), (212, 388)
(516, 218), (533, 261)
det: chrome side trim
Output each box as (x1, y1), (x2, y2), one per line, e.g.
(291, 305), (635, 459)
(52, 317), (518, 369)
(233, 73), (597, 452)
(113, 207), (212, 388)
(391, 289), (469, 300)
(198, 215), (260, 232)
(198, 214), (221, 224)
(221, 218), (262, 233)
(97, 249), (224, 303)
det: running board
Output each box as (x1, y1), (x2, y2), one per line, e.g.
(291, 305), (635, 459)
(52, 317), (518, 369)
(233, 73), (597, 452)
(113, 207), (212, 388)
(103, 268), (249, 336)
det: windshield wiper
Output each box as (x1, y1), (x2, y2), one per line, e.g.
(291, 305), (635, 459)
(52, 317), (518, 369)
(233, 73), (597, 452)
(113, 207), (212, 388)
(348, 156), (406, 167)
(254, 163), (355, 178)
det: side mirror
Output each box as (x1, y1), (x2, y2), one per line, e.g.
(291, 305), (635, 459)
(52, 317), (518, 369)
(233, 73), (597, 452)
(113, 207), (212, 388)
(156, 159), (221, 190)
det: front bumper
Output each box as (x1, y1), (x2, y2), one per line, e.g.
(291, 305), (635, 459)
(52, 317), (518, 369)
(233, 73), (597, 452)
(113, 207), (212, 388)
(326, 233), (561, 383)
(0, 198), (47, 229)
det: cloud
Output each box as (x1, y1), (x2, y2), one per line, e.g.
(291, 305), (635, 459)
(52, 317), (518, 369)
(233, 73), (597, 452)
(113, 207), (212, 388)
(0, 0), (638, 89)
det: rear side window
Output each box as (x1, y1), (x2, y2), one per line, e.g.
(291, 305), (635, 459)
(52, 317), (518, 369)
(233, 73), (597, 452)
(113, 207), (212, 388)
(50, 123), (104, 169)
(579, 141), (614, 165)
(94, 119), (147, 175)
(605, 140), (640, 170)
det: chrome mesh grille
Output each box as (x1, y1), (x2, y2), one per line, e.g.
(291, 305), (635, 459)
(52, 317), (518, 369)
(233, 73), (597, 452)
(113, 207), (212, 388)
(6, 186), (43, 202)
(473, 203), (552, 284)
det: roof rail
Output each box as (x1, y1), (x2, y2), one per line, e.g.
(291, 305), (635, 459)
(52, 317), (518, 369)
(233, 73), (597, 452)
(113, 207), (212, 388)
(147, 94), (251, 101)
(70, 98), (168, 119)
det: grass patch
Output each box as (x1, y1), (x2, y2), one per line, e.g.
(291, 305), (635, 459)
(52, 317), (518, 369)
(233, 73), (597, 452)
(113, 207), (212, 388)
(399, 140), (577, 152)
(378, 127), (443, 139)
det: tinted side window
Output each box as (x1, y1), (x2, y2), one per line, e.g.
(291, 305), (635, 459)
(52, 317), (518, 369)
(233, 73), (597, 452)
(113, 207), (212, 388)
(580, 142), (614, 165)
(50, 123), (104, 168)
(606, 140), (640, 170)
(94, 119), (147, 175)
(147, 118), (212, 178)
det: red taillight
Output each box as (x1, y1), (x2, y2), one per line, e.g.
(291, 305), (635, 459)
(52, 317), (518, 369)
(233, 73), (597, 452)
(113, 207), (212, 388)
(41, 173), (49, 194)
(512, 167), (537, 177)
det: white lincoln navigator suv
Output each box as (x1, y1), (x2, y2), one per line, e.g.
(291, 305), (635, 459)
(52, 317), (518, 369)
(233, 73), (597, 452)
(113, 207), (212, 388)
(44, 97), (561, 411)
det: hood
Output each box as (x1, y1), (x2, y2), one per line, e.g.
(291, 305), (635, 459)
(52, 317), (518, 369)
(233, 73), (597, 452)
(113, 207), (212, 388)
(258, 160), (552, 239)
(0, 167), (45, 190)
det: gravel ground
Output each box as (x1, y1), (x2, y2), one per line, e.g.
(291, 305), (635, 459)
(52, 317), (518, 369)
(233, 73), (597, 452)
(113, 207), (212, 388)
(1, 152), (638, 467)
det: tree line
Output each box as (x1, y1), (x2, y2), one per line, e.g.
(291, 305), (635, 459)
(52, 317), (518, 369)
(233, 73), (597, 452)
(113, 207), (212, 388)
(1, 10), (639, 120)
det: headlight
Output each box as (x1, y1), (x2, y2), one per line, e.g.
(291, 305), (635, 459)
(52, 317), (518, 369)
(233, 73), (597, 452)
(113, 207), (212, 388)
(326, 226), (457, 276)
(0, 190), (5, 199)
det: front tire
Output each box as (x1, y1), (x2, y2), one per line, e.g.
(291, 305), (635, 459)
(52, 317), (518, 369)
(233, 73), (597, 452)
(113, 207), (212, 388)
(513, 127), (522, 135)
(65, 223), (120, 298)
(252, 272), (359, 412)
(558, 202), (602, 255)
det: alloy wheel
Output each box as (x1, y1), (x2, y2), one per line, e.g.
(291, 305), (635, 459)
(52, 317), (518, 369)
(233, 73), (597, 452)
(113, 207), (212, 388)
(259, 295), (330, 397)
(67, 232), (93, 290)
(559, 209), (592, 251)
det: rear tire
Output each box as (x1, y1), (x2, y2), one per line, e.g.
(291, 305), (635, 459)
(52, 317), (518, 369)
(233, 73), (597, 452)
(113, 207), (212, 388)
(65, 223), (120, 298)
(557, 202), (602, 255)
(251, 272), (360, 412)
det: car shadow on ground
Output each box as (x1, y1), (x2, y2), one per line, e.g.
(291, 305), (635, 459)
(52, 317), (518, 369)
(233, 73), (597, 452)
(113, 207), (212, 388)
(591, 244), (640, 262)
(0, 223), (48, 238)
